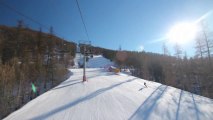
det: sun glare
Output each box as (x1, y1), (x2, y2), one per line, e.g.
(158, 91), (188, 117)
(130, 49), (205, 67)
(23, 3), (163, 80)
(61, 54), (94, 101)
(167, 22), (198, 45)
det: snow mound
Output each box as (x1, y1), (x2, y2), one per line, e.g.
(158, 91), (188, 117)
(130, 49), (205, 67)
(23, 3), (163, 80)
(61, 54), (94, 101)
(4, 69), (213, 120)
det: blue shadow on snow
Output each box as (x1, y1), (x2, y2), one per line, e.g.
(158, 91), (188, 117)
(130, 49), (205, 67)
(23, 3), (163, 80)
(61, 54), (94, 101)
(31, 78), (137, 120)
(129, 85), (167, 120)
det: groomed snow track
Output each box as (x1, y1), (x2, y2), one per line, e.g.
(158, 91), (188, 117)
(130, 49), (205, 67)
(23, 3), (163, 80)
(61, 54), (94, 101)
(4, 68), (213, 120)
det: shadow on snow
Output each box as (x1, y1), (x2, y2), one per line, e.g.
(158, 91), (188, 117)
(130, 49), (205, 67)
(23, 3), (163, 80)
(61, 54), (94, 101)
(31, 78), (137, 120)
(175, 90), (183, 120)
(52, 81), (82, 90)
(129, 85), (167, 120)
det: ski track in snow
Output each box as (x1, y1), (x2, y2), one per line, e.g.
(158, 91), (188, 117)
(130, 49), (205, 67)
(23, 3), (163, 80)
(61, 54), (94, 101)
(4, 55), (213, 120)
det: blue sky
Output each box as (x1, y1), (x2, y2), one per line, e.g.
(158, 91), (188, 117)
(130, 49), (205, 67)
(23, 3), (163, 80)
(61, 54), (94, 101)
(0, 0), (213, 56)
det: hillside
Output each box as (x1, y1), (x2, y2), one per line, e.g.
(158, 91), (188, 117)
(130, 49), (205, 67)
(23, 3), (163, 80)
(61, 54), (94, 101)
(0, 25), (77, 119)
(1, 25), (213, 119)
(4, 55), (213, 120)
(0, 24), (77, 68)
(86, 55), (114, 68)
(0, 25), (76, 62)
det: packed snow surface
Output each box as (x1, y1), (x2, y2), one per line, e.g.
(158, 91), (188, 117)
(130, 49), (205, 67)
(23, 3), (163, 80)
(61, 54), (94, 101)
(86, 55), (114, 68)
(4, 69), (213, 120)
(4, 55), (213, 120)
(73, 53), (82, 68)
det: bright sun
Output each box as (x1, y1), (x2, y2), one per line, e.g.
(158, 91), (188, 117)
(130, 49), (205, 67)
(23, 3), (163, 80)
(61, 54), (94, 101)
(167, 22), (198, 45)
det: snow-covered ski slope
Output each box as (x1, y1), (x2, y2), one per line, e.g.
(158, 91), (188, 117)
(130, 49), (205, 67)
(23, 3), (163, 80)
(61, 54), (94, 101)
(86, 55), (114, 68)
(4, 55), (213, 120)
(74, 53), (114, 68)
(73, 53), (82, 68)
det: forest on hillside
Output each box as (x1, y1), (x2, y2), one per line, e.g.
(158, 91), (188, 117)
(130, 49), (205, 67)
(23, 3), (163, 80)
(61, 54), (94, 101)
(0, 21), (212, 119)
(79, 44), (213, 98)
(0, 22), (76, 118)
(78, 32), (213, 99)
(94, 25), (213, 99)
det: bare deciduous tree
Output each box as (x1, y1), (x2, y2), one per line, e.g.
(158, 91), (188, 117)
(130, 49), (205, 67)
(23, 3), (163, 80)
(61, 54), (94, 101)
(174, 43), (182, 59)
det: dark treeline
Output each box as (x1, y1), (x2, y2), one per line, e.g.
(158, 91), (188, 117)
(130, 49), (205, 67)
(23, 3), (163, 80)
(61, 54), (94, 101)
(79, 44), (116, 62)
(0, 22), (76, 118)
